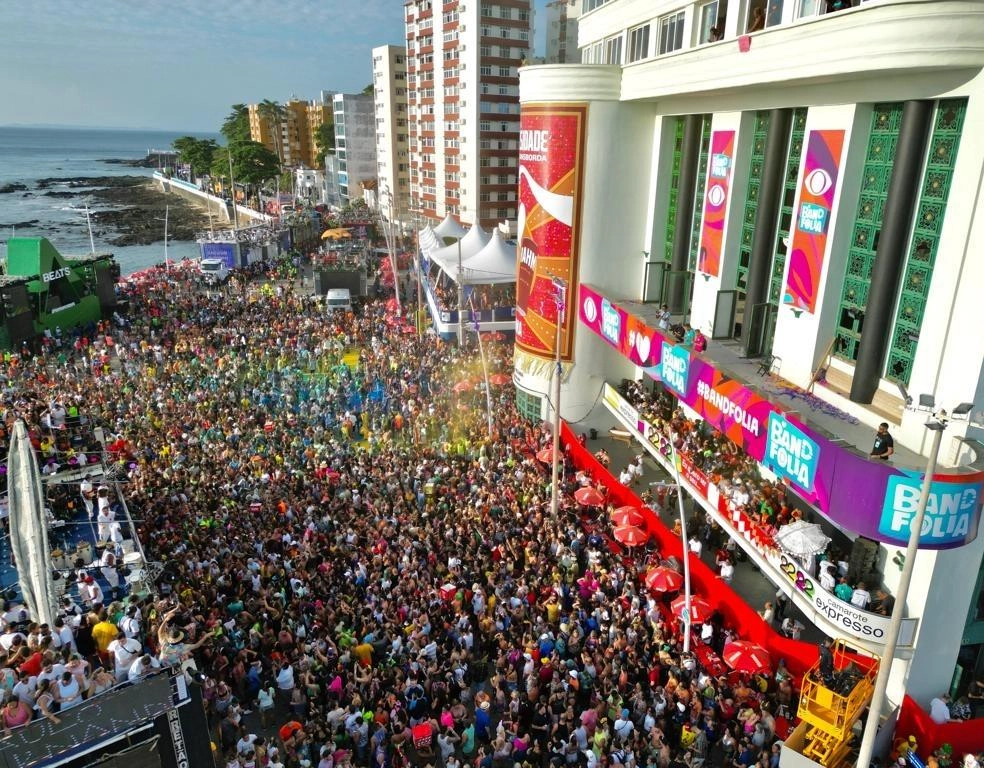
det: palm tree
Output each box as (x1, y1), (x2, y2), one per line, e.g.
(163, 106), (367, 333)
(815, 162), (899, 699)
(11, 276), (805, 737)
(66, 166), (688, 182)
(257, 99), (286, 168)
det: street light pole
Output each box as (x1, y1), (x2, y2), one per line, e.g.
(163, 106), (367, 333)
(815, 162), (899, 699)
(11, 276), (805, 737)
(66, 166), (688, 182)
(549, 278), (567, 520)
(457, 236), (465, 346)
(669, 437), (693, 653)
(855, 412), (949, 768)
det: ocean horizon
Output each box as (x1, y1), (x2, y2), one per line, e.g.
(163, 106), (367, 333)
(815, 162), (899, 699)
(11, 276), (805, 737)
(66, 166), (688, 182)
(0, 125), (222, 274)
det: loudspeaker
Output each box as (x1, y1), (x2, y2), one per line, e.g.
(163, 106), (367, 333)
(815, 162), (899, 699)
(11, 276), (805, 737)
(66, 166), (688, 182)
(848, 536), (880, 585)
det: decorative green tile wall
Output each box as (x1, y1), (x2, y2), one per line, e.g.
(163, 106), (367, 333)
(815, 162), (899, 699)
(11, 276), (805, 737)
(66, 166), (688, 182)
(516, 389), (542, 423)
(663, 117), (685, 264)
(736, 111), (771, 292)
(769, 108), (808, 304)
(688, 116), (713, 272)
(834, 103), (904, 362)
(884, 98), (967, 385)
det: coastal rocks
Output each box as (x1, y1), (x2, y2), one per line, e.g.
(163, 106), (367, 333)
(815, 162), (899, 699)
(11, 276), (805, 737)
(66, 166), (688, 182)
(0, 183), (28, 194)
(0, 219), (40, 229)
(89, 178), (210, 246)
(19, 175), (212, 247)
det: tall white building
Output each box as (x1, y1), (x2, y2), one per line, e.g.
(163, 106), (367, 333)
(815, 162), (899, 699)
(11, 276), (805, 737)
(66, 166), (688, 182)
(404, 0), (533, 229)
(515, 0), (984, 758)
(371, 45), (411, 225)
(545, 0), (581, 63)
(325, 92), (378, 207)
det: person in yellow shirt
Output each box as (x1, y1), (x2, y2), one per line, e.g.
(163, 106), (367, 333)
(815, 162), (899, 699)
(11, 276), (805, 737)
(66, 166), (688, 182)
(91, 610), (120, 665)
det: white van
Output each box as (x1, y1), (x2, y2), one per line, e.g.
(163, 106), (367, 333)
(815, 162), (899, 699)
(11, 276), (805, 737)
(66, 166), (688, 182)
(325, 288), (353, 313)
(200, 259), (231, 284)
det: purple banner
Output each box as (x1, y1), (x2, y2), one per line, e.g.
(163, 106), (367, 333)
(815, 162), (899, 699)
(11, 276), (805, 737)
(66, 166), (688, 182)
(579, 284), (984, 549)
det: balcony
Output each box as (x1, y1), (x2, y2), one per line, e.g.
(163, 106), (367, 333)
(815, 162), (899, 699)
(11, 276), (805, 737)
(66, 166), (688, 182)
(602, 0), (984, 102)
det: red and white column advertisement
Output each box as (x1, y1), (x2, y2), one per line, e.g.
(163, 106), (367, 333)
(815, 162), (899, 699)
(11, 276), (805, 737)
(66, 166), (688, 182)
(515, 103), (588, 365)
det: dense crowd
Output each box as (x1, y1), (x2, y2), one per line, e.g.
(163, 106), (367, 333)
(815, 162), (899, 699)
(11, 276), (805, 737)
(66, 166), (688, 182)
(616, 382), (897, 627)
(427, 277), (514, 313)
(0, 267), (807, 768)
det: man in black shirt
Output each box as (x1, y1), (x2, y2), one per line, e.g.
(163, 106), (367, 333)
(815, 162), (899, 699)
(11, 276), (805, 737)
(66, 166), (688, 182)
(870, 423), (894, 461)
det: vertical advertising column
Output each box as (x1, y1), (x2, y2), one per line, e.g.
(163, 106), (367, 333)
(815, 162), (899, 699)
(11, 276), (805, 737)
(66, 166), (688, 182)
(515, 103), (588, 376)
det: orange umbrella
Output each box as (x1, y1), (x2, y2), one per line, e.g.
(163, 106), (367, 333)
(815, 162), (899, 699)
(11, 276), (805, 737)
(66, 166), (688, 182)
(611, 506), (644, 527)
(452, 380), (473, 393)
(671, 595), (714, 624)
(574, 486), (605, 506)
(723, 641), (772, 674)
(536, 447), (557, 464)
(489, 373), (511, 386)
(644, 565), (683, 593)
(613, 525), (649, 548)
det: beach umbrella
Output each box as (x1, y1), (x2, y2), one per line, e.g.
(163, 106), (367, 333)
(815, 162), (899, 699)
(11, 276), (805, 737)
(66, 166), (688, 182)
(645, 566), (683, 593)
(774, 520), (831, 557)
(613, 525), (649, 548)
(671, 595), (713, 625)
(536, 447), (557, 464)
(452, 380), (473, 394)
(574, 487), (605, 507)
(489, 373), (511, 386)
(611, 506), (644, 527)
(723, 641), (772, 675)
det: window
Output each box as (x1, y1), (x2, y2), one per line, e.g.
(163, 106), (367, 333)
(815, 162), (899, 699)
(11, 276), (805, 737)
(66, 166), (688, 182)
(658, 11), (686, 55)
(443, 30), (458, 43)
(628, 23), (650, 62)
(497, 66), (511, 76)
(443, 49), (457, 61)
(480, 65), (492, 76)
(697, 1), (720, 43)
(583, 0), (612, 11)
(603, 34), (623, 64)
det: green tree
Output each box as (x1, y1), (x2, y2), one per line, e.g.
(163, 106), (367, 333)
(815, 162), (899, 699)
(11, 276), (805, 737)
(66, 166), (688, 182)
(362, 83), (374, 95)
(221, 104), (251, 145)
(172, 136), (218, 178)
(231, 140), (280, 186)
(314, 120), (335, 167)
(257, 99), (286, 167)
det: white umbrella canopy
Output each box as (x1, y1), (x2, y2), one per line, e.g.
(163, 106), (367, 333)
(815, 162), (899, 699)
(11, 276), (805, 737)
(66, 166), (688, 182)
(775, 520), (831, 557)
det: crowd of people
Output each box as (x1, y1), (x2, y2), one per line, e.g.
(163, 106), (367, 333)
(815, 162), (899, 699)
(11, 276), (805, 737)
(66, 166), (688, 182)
(616, 382), (901, 622)
(0, 260), (920, 768)
(427, 275), (514, 313)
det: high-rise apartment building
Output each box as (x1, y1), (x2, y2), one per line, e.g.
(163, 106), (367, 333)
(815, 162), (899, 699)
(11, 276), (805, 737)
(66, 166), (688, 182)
(325, 93), (378, 206)
(372, 45), (411, 224)
(545, 0), (581, 63)
(248, 98), (331, 169)
(404, 0), (533, 229)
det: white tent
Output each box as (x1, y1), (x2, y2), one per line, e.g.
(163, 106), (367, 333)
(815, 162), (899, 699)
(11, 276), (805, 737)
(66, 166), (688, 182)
(433, 213), (467, 242)
(8, 420), (57, 627)
(453, 229), (517, 285)
(419, 227), (441, 255)
(432, 223), (491, 274)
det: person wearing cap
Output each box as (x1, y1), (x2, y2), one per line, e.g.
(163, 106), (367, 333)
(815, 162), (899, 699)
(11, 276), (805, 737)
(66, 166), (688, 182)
(79, 574), (104, 610)
(157, 604), (210, 667)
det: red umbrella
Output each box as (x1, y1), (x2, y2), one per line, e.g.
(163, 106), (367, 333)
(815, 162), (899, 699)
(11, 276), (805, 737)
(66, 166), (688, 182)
(644, 566), (683, 593)
(613, 525), (649, 548)
(671, 595), (714, 624)
(723, 641), (772, 674)
(611, 506), (644, 527)
(489, 373), (511, 386)
(482, 331), (506, 341)
(452, 380), (473, 393)
(574, 486), (605, 507)
(536, 447), (557, 464)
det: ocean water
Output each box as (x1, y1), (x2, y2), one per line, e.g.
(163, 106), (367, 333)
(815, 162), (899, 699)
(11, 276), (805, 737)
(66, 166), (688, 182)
(0, 126), (221, 275)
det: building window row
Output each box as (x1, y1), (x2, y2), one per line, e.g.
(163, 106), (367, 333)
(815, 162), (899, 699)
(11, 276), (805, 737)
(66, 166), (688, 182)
(480, 26), (530, 41)
(481, 4), (530, 21)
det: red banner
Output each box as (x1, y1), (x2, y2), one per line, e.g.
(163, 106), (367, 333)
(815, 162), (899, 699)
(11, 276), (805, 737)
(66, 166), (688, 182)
(516, 103), (588, 363)
(678, 454), (710, 498)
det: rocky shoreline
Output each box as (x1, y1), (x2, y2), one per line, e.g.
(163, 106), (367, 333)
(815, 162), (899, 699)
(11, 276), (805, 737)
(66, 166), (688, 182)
(0, 175), (215, 246)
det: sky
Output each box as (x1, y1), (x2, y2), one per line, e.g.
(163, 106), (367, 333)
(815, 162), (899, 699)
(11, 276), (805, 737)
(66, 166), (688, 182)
(0, 0), (550, 134)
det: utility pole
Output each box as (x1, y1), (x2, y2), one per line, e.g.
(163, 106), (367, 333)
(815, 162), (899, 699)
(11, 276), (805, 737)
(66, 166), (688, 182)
(549, 277), (567, 520)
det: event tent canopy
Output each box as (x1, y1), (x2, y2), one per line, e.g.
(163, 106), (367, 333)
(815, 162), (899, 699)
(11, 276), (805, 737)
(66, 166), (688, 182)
(433, 213), (468, 242)
(431, 223), (490, 274)
(442, 229), (517, 285)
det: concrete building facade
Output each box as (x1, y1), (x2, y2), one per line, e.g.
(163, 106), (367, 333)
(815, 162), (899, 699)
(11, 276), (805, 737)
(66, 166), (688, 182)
(372, 45), (411, 225)
(514, 0), (984, 740)
(404, 0), (533, 230)
(325, 93), (378, 207)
